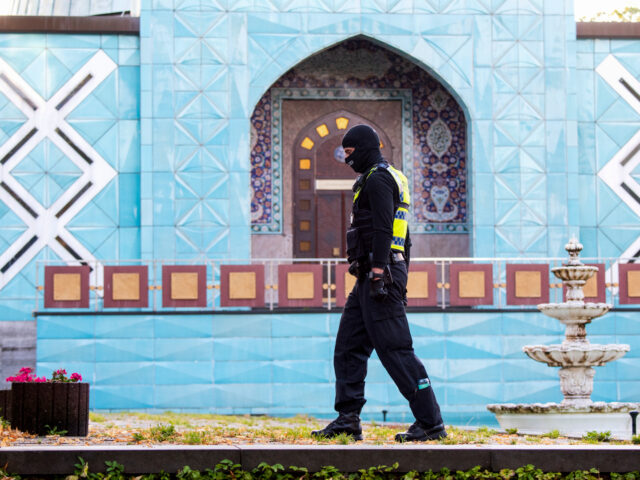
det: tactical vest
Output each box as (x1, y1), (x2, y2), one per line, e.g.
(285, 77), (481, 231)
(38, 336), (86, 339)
(348, 163), (410, 258)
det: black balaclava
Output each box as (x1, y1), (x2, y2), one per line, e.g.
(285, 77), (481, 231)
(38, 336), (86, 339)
(342, 124), (384, 174)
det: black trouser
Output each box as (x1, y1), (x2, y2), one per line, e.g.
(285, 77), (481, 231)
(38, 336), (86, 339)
(333, 261), (444, 428)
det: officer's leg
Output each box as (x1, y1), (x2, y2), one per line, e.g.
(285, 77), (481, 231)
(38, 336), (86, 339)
(362, 263), (444, 428)
(334, 280), (374, 414)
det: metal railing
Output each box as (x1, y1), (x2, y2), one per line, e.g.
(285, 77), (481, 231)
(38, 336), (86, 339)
(34, 256), (638, 313)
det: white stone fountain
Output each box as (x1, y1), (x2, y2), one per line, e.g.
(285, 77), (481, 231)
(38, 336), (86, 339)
(487, 238), (639, 439)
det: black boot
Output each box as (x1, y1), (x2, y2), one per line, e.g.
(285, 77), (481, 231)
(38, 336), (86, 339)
(311, 412), (363, 441)
(395, 421), (447, 442)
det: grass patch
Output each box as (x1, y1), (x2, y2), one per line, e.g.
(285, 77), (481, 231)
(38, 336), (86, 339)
(89, 412), (106, 423)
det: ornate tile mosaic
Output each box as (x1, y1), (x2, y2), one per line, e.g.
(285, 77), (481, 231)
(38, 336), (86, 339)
(250, 39), (468, 234)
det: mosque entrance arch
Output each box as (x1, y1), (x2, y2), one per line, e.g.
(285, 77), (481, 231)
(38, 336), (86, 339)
(250, 38), (469, 259)
(292, 110), (394, 258)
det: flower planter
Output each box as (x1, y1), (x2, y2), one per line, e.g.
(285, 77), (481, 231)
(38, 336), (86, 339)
(0, 389), (11, 422)
(10, 382), (89, 436)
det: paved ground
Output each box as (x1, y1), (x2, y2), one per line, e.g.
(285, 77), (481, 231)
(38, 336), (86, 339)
(0, 412), (633, 447)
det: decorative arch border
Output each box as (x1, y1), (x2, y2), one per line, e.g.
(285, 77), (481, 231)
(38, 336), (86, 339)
(252, 87), (413, 234)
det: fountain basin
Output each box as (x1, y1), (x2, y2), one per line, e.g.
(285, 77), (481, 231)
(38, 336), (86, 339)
(487, 402), (640, 439)
(551, 265), (598, 282)
(523, 344), (629, 367)
(537, 302), (610, 323)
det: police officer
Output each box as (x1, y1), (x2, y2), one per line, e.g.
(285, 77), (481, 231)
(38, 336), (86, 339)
(311, 125), (446, 442)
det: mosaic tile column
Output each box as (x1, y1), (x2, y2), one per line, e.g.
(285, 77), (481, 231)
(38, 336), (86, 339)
(140, 3), (251, 261)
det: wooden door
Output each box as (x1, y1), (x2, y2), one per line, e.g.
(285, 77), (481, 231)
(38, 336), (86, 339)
(293, 111), (393, 259)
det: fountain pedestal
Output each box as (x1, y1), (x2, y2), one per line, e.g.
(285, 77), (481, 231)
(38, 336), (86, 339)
(487, 239), (639, 438)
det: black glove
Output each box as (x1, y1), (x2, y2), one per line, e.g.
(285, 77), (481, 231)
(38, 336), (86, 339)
(348, 261), (359, 278)
(369, 271), (388, 300)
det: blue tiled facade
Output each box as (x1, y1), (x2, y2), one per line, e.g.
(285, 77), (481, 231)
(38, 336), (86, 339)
(35, 310), (640, 424)
(1, 1), (640, 423)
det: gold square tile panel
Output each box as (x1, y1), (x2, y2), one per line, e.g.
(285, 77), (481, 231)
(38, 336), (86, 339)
(584, 274), (598, 298)
(344, 271), (356, 299)
(628, 270), (640, 297)
(287, 272), (315, 300)
(171, 272), (199, 300)
(407, 271), (429, 299)
(515, 271), (541, 298)
(458, 271), (485, 298)
(112, 273), (140, 301)
(53, 273), (82, 301)
(229, 272), (257, 300)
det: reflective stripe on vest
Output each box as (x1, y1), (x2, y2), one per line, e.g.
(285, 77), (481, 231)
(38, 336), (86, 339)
(353, 164), (411, 253)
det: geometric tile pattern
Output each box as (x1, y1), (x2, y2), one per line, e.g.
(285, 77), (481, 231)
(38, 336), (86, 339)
(0, 50), (117, 291)
(37, 309), (640, 424)
(0, 33), (140, 320)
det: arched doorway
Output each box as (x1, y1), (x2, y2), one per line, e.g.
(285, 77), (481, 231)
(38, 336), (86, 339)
(250, 38), (469, 259)
(292, 111), (393, 258)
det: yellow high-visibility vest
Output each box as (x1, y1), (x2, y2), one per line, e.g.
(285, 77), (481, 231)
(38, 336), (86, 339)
(353, 164), (410, 253)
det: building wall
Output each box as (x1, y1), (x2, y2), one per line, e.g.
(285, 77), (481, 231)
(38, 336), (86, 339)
(36, 309), (640, 424)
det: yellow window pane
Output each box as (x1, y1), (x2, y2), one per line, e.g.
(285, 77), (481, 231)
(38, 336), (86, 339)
(515, 271), (541, 298)
(53, 273), (81, 301)
(300, 221), (310, 232)
(299, 199), (310, 210)
(316, 124), (329, 137)
(301, 137), (314, 150)
(300, 241), (311, 252)
(299, 158), (311, 170)
(379, 141), (384, 148)
(112, 273), (140, 301)
(458, 271), (485, 298)
(299, 179), (310, 190)
(336, 117), (349, 130)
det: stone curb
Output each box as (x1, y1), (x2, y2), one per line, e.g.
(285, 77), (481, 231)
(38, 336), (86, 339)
(2, 445), (640, 475)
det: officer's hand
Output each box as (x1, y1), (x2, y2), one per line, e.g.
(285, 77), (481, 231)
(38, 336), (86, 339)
(369, 271), (388, 300)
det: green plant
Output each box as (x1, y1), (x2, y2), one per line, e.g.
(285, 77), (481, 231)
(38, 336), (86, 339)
(542, 430), (560, 439)
(632, 435), (640, 445)
(89, 412), (106, 423)
(505, 428), (518, 435)
(131, 432), (145, 443)
(582, 430), (611, 442)
(183, 431), (207, 445)
(0, 416), (9, 428)
(149, 423), (177, 442)
(104, 461), (124, 480)
(44, 424), (68, 436)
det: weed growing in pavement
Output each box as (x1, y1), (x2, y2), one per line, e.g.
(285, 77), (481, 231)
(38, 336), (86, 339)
(89, 412), (106, 423)
(44, 424), (68, 436)
(182, 430), (207, 445)
(542, 430), (560, 439)
(632, 434), (640, 445)
(130, 432), (145, 443)
(506, 428), (518, 434)
(0, 416), (9, 428)
(149, 423), (177, 442)
(582, 430), (611, 443)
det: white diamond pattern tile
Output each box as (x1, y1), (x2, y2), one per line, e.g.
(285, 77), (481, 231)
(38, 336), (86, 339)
(0, 50), (117, 290)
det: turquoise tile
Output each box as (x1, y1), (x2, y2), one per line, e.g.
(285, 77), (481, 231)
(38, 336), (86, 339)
(38, 315), (95, 339)
(155, 316), (213, 338)
(95, 338), (153, 362)
(92, 385), (154, 409)
(212, 314), (272, 337)
(94, 315), (153, 338)
(272, 360), (331, 383)
(271, 382), (332, 408)
(155, 384), (215, 408)
(271, 313), (330, 337)
(592, 381), (619, 402)
(446, 382), (502, 404)
(94, 362), (154, 385)
(215, 361), (271, 383)
(155, 338), (214, 361)
(503, 381), (561, 403)
(214, 337), (271, 361)
(38, 339), (95, 362)
(214, 383), (273, 408)
(271, 337), (333, 360)
(447, 337), (502, 359)
(155, 361), (213, 384)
